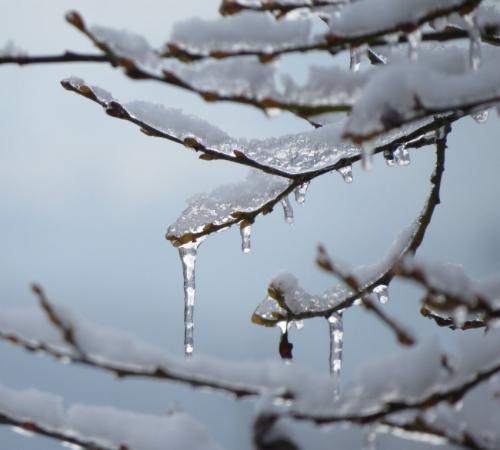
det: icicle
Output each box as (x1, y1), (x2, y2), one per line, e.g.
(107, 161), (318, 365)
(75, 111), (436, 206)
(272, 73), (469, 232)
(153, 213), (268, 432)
(240, 222), (252, 253)
(373, 284), (389, 304)
(361, 141), (375, 170)
(472, 108), (489, 124)
(407, 28), (422, 62)
(349, 47), (361, 72)
(394, 145), (410, 166)
(294, 181), (310, 204)
(338, 165), (353, 183)
(178, 239), (203, 358)
(362, 427), (378, 450)
(464, 12), (481, 70)
(280, 196), (294, 224)
(453, 306), (467, 328)
(383, 150), (396, 167)
(62, 443), (85, 450)
(327, 311), (344, 397)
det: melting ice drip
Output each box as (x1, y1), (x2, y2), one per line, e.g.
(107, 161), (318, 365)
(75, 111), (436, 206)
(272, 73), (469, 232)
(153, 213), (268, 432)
(407, 28), (422, 62)
(281, 196), (294, 224)
(178, 240), (202, 357)
(240, 223), (252, 253)
(327, 311), (344, 397)
(294, 181), (310, 204)
(338, 165), (353, 183)
(373, 284), (389, 304)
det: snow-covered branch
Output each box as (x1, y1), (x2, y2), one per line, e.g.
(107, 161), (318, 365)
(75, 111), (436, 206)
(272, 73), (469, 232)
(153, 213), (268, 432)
(0, 383), (223, 450)
(253, 134), (446, 326)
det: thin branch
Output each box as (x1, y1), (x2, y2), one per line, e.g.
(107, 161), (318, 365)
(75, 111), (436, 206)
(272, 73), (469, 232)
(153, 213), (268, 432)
(219, 0), (344, 17)
(0, 51), (108, 65)
(0, 414), (112, 450)
(381, 417), (490, 450)
(290, 355), (500, 425)
(317, 245), (416, 346)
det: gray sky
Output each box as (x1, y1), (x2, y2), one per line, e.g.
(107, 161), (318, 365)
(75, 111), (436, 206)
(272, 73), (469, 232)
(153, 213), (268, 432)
(1, 1), (500, 449)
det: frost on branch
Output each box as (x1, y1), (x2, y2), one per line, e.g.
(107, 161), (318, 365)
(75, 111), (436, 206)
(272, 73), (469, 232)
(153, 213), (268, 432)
(0, 383), (223, 450)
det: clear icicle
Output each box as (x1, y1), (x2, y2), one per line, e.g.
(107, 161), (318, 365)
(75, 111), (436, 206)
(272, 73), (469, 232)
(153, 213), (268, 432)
(292, 319), (304, 330)
(280, 196), (294, 224)
(178, 240), (203, 358)
(362, 427), (378, 450)
(338, 165), (353, 183)
(373, 284), (389, 304)
(453, 306), (468, 328)
(294, 181), (310, 204)
(361, 141), (375, 170)
(407, 28), (422, 62)
(240, 223), (252, 253)
(464, 12), (481, 70)
(394, 145), (410, 166)
(327, 311), (344, 397)
(472, 108), (489, 123)
(349, 47), (361, 72)
(383, 150), (396, 167)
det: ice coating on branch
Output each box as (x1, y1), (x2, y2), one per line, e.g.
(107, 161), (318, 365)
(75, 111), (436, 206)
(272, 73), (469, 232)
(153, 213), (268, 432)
(0, 384), (223, 450)
(253, 224), (417, 324)
(169, 11), (319, 54)
(344, 48), (500, 141)
(62, 77), (365, 176)
(328, 0), (472, 39)
(166, 170), (290, 244)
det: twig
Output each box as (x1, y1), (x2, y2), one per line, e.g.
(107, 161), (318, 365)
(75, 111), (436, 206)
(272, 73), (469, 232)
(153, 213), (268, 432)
(0, 414), (112, 450)
(317, 245), (416, 346)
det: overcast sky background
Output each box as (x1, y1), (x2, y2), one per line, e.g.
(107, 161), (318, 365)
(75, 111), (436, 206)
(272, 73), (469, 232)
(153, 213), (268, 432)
(1, 1), (500, 449)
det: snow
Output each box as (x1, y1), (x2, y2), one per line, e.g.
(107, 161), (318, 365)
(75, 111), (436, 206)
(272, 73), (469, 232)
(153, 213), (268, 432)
(169, 11), (319, 55)
(328, 0), (471, 39)
(166, 170), (290, 243)
(253, 224), (418, 324)
(0, 383), (223, 450)
(344, 47), (500, 141)
(400, 257), (500, 310)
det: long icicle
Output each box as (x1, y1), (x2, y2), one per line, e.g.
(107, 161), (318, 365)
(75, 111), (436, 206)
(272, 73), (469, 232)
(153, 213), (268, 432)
(178, 240), (202, 358)
(327, 311), (344, 397)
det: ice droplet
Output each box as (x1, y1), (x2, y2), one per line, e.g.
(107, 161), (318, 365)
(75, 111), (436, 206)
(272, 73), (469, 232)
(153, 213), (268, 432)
(338, 165), (353, 183)
(472, 109), (489, 124)
(62, 443), (84, 450)
(373, 284), (389, 304)
(294, 181), (310, 204)
(280, 196), (294, 224)
(383, 150), (396, 167)
(394, 145), (410, 166)
(292, 319), (304, 330)
(277, 320), (288, 334)
(240, 223), (252, 253)
(464, 12), (481, 70)
(179, 239), (203, 358)
(407, 28), (422, 62)
(362, 427), (378, 450)
(431, 16), (448, 32)
(327, 311), (344, 397)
